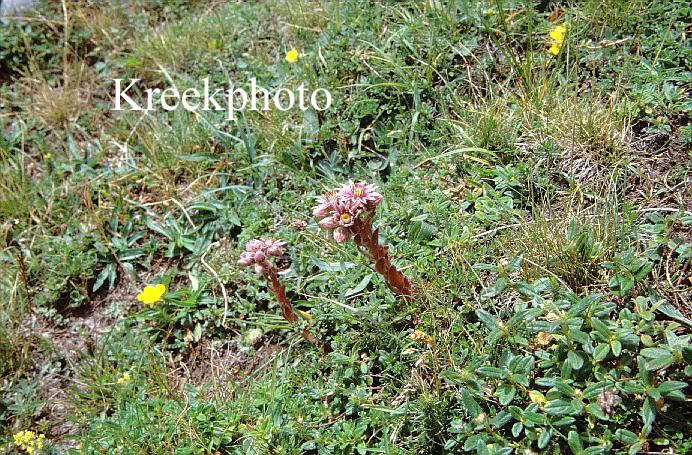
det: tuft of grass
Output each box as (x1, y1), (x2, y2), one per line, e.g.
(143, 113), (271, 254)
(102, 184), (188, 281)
(513, 206), (630, 290)
(18, 61), (97, 128)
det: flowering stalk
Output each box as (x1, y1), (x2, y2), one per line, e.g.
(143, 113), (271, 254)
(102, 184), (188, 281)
(264, 265), (298, 323)
(239, 238), (328, 351)
(238, 238), (297, 323)
(313, 181), (415, 298)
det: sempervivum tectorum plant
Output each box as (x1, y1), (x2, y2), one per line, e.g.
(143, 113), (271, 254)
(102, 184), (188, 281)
(238, 238), (297, 322)
(313, 181), (415, 298)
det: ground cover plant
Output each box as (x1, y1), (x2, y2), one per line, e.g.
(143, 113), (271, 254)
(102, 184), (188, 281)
(0, 0), (690, 453)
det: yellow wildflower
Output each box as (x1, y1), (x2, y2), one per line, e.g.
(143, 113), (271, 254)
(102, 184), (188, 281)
(137, 283), (166, 306)
(117, 372), (131, 385)
(13, 430), (46, 454)
(549, 25), (567, 43)
(548, 24), (567, 55)
(285, 48), (300, 63)
(410, 329), (435, 346)
(549, 42), (561, 55)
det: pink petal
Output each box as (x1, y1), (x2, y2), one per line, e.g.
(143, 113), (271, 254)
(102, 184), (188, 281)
(267, 244), (285, 256)
(312, 201), (333, 218)
(333, 227), (349, 243)
(319, 216), (338, 229)
(238, 252), (254, 265)
(369, 191), (383, 205)
(246, 239), (264, 252)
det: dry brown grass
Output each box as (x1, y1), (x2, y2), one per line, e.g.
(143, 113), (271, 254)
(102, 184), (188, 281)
(18, 61), (97, 128)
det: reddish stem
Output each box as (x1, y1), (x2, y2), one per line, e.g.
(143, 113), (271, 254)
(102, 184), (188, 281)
(265, 267), (329, 351)
(350, 217), (415, 298)
(265, 267), (298, 323)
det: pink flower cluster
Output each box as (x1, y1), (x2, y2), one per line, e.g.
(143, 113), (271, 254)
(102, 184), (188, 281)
(237, 238), (286, 274)
(313, 181), (383, 243)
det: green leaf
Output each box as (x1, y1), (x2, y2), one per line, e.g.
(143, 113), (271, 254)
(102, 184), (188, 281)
(590, 318), (611, 339)
(496, 384), (516, 406)
(568, 293), (602, 317)
(538, 428), (551, 449)
(657, 381), (688, 400)
(523, 411), (547, 425)
(647, 388), (661, 401)
(569, 329), (590, 344)
(615, 429), (639, 445)
(657, 303), (692, 327)
(193, 323), (202, 342)
(146, 218), (174, 240)
(545, 399), (575, 416)
(460, 388), (481, 418)
(439, 369), (466, 386)
(511, 422), (523, 438)
(640, 347), (674, 370)
(477, 366), (507, 379)
(560, 360), (572, 378)
(618, 381), (646, 394)
(610, 339), (622, 357)
(344, 274), (372, 297)
(568, 430), (584, 453)
(583, 446), (610, 455)
(567, 351), (584, 370)
(476, 439), (489, 455)
(641, 397), (656, 430)
(476, 310), (498, 330)
(632, 261), (653, 281)
(481, 277), (508, 299)
(511, 374), (529, 387)
(93, 264), (114, 292)
(491, 410), (512, 428)
(552, 416), (576, 426)
(593, 343), (610, 362)
(585, 403), (609, 420)
(609, 273), (634, 296)
(508, 406), (523, 420)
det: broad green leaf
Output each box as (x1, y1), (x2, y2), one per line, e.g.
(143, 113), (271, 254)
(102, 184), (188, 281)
(538, 428), (551, 449)
(640, 347), (674, 370)
(460, 388), (481, 418)
(523, 411), (547, 425)
(609, 273), (634, 296)
(477, 366), (507, 379)
(496, 384), (516, 406)
(511, 422), (523, 438)
(568, 430), (584, 453)
(568, 351), (584, 370)
(657, 381), (687, 400)
(345, 274), (372, 297)
(593, 343), (610, 362)
(641, 397), (656, 430)
(545, 399), (575, 416)
(615, 429), (639, 445)
(590, 318), (611, 339)
(476, 309), (499, 330)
